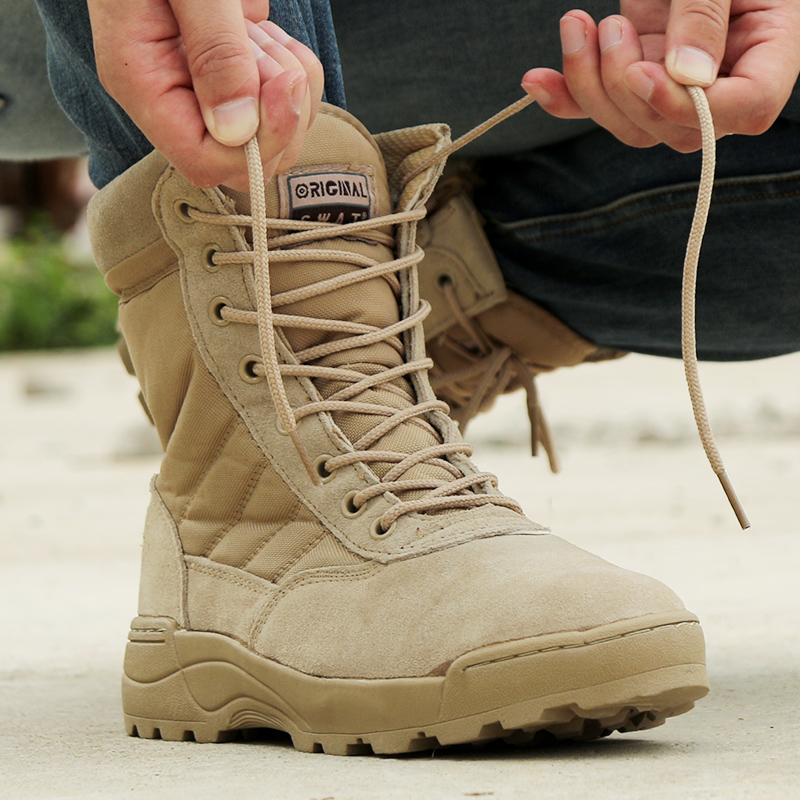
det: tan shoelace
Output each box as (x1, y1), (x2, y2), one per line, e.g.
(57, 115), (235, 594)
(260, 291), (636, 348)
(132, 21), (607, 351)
(184, 187), (523, 533)
(193, 86), (747, 532)
(409, 87), (750, 529)
(428, 278), (561, 472)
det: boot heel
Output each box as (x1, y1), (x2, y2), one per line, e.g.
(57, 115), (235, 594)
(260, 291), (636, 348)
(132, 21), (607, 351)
(122, 616), (235, 743)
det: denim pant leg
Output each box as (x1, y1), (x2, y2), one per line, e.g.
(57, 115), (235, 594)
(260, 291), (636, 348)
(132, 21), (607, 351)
(474, 123), (800, 362)
(332, 0), (800, 362)
(0, 0), (87, 160)
(32, 0), (345, 188)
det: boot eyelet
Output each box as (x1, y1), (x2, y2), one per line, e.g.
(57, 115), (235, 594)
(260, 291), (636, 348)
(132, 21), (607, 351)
(174, 200), (196, 223)
(202, 244), (220, 272)
(208, 296), (232, 326)
(341, 491), (365, 518)
(238, 354), (264, 384)
(436, 273), (454, 291)
(370, 518), (395, 539)
(313, 454), (335, 483)
(275, 417), (289, 435)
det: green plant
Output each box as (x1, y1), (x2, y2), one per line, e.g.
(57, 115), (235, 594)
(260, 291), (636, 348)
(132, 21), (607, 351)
(0, 219), (118, 351)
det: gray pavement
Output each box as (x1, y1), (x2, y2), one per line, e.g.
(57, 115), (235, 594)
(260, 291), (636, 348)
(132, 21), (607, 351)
(1, 347), (799, 799)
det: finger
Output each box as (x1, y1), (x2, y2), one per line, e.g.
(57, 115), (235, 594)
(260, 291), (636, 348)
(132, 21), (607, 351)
(170, 0), (261, 146)
(221, 68), (306, 191)
(247, 21), (311, 173)
(242, 0), (269, 20)
(623, 63), (708, 151)
(599, 16), (703, 151)
(560, 11), (657, 148)
(261, 21), (324, 126)
(272, 74), (310, 173)
(664, 0), (731, 86)
(521, 68), (588, 119)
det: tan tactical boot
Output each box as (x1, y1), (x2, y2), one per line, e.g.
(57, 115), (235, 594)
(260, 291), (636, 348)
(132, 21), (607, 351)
(417, 175), (625, 470)
(88, 105), (707, 755)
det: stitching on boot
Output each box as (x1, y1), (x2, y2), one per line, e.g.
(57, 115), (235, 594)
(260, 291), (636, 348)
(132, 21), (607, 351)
(249, 562), (382, 643)
(176, 414), (240, 528)
(463, 620), (703, 671)
(203, 459), (268, 558)
(269, 528), (330, 583)
(150, 478), (189, 628)
(241, 500), (304, 570)
(187, 558), (277, 592)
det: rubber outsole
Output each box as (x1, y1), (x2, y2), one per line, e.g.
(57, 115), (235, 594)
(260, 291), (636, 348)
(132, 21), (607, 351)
(122, 613), (709, 755)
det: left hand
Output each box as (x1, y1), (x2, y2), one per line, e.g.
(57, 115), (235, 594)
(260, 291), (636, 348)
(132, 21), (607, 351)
(522, 0), (800, 152)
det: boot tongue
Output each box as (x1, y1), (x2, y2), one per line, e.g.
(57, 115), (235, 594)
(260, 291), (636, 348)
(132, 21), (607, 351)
(227, 104), (392, 221)
(231, 106), (452, 490)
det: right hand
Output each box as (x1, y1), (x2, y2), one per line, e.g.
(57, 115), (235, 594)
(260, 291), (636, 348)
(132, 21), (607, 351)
(87, 0), (324, 190)
(522, 0), (800, 152)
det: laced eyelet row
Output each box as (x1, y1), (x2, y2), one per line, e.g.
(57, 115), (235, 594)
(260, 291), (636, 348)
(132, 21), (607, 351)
(208, 296), (231, 326)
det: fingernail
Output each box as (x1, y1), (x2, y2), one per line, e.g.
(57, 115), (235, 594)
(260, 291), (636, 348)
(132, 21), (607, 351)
(598, 18), (623, 53)
(625, 67), (655, 102)
(667, 46), (717, 86)
(523, 81), (552, 106)
(289, 72), (307, 114)
(263, 21), (293, 45)
(211, 97), (259, 145)
(560, 16), (586, 55)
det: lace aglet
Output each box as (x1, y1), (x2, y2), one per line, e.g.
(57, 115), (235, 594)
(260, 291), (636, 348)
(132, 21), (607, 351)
(717, 470), (750, 530)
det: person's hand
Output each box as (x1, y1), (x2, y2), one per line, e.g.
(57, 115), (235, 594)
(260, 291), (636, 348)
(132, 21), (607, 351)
(87, 0), (324, 190)
(522, 0), (800, 152)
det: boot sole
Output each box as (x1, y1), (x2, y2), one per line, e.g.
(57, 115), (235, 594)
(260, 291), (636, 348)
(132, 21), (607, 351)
(122, 612), (708, 755)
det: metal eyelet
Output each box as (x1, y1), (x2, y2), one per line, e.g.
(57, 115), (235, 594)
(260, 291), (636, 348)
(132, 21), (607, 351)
(370, 518), (395, 539)
(275, 416), (289, 435)
(313, 454), (335, 483)
(238, 354), (264, 384)
(174, 200), (196, 223)
(202, 244), (220, 272)
(208, 296), (232, 326)
(341, 491), (366, 518)
(436, 273), (454, 290)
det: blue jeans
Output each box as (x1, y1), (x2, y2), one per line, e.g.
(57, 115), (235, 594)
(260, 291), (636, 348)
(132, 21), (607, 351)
(33, 0), (345, 188)
(34, 0), (800, 362)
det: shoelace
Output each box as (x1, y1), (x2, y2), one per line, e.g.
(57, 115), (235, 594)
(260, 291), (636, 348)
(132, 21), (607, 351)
(200, 86), (747, 533)
(185, 169), (524, 534)
(409, 87), (749, 529)
(428, 281), (561, 472)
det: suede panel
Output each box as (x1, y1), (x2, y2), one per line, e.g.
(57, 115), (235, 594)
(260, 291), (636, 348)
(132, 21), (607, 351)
(184, 557), (278, 644)
(254, 533), (686, 679)
(87, 150), (169, 284)
(137, 480), (187, 625)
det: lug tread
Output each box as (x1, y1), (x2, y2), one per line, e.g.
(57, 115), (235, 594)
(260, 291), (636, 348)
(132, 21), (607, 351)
(125, 695), (694, 755)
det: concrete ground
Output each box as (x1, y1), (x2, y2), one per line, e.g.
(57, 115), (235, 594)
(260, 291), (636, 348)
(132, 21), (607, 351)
(1, 346), (799, 799)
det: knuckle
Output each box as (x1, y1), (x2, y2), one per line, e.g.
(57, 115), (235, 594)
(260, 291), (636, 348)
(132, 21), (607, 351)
(188, 35), (251, 83)
(178, 154), (220, 189)
(740, 101), (776, 135)
(680, 0), (729, 31)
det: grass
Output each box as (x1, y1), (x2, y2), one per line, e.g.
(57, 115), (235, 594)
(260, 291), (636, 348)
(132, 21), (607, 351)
(0, 219), (118, 351)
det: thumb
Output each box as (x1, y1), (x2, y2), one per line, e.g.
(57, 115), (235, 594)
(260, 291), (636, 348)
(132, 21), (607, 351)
(170, 0), (262, 146)
(665, 0), (731, 87)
